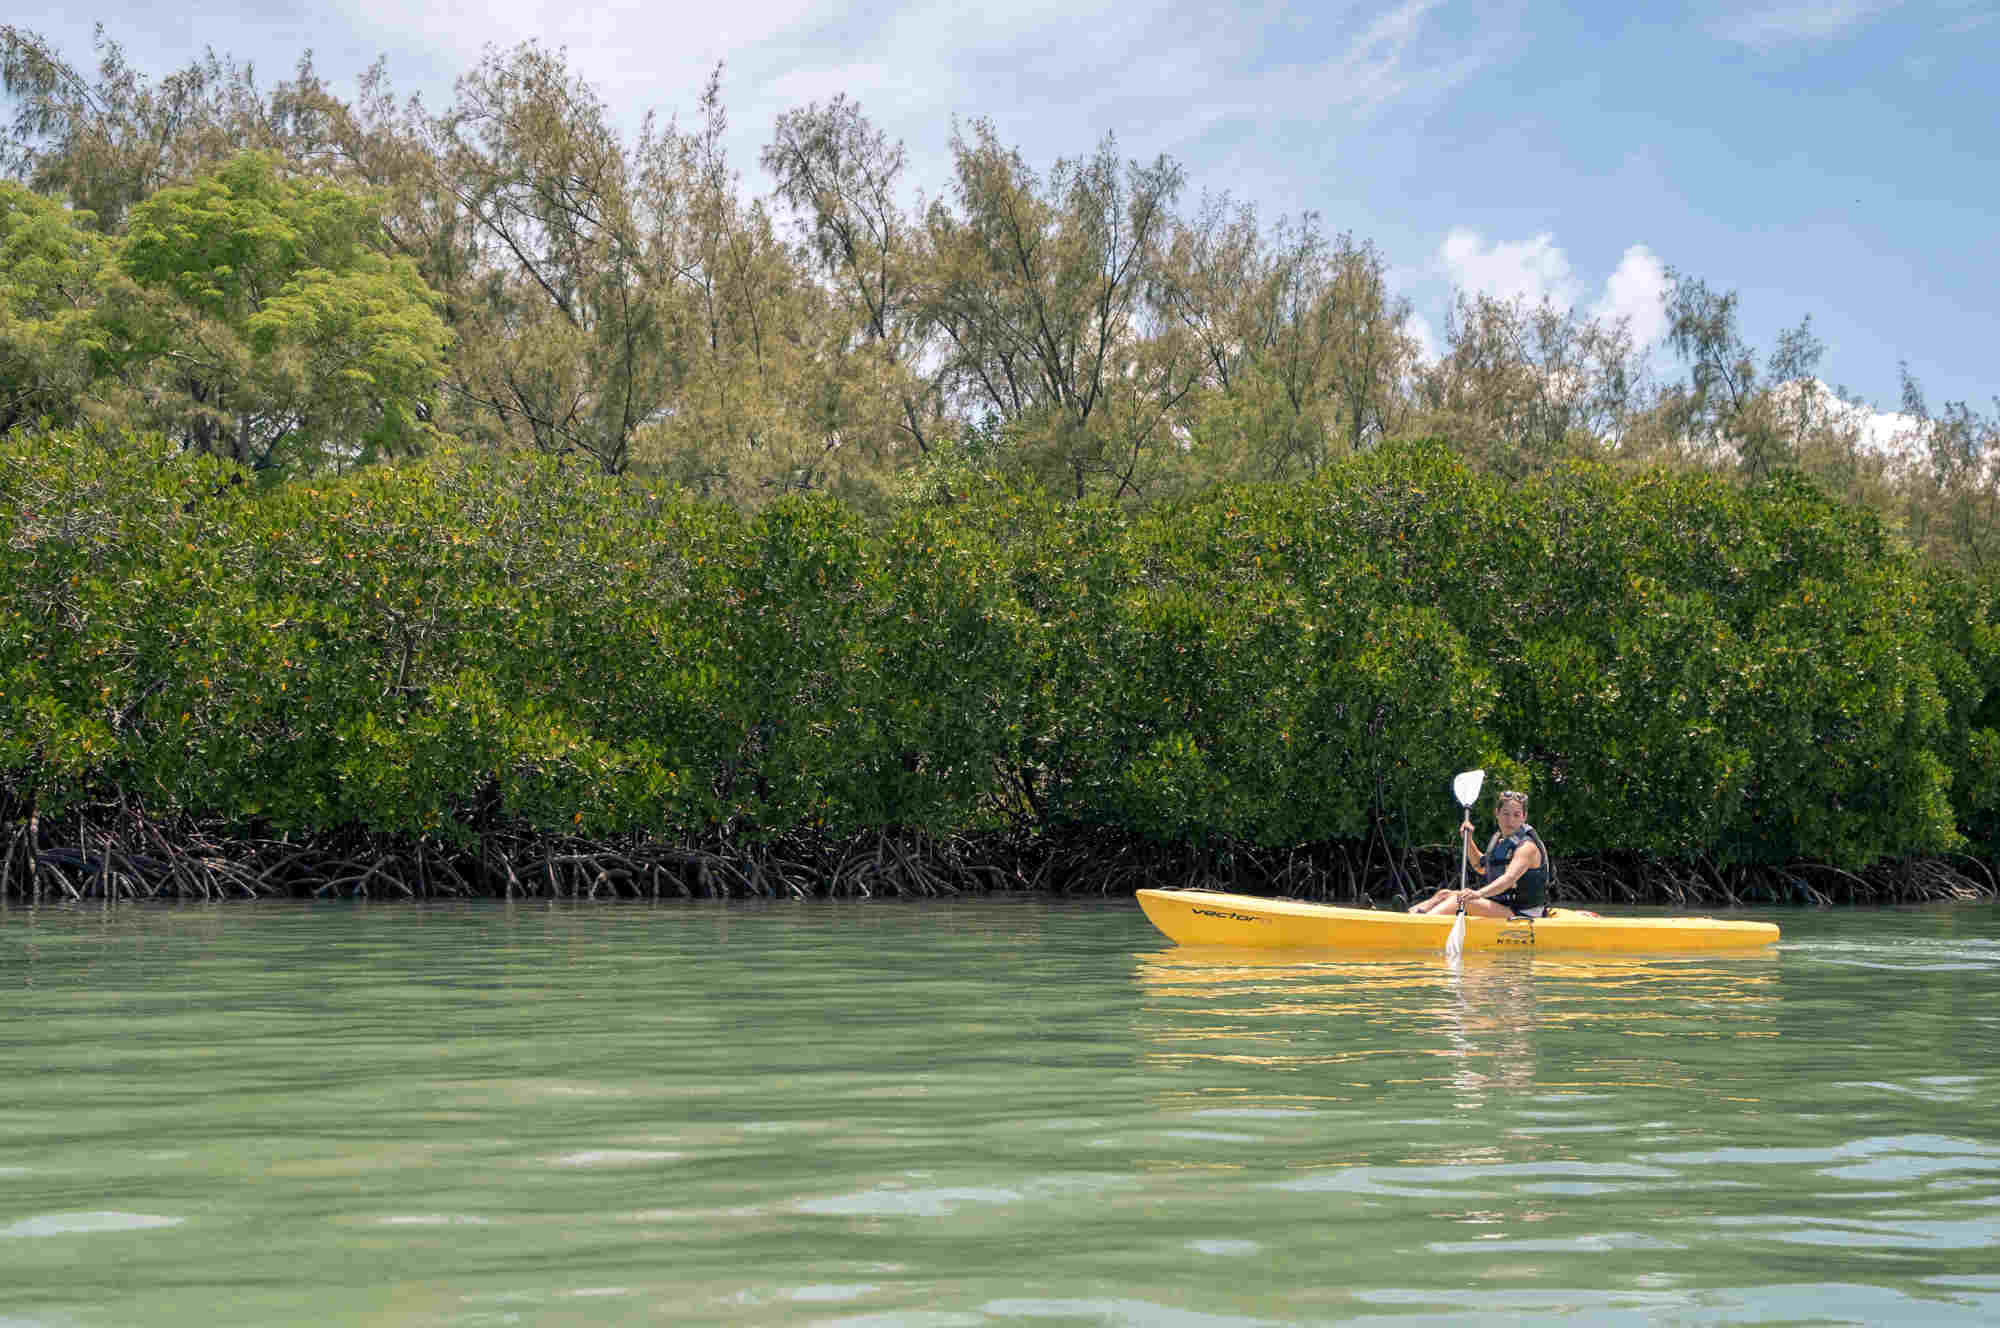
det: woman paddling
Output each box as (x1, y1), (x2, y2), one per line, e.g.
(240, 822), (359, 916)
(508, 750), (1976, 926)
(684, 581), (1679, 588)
(1408, 790), (1549, 918)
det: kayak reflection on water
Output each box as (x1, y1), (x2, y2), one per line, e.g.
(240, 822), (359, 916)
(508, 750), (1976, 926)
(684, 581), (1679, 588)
(1131, 948), (1779, 1111)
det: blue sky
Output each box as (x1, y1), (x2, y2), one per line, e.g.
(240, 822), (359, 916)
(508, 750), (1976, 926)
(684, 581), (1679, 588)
(12, 1), (1995, 417)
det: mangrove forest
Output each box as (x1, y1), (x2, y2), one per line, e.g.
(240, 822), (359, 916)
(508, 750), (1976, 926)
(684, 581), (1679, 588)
(6, 429), (1999, 904)
(3, 26), (1999, 903)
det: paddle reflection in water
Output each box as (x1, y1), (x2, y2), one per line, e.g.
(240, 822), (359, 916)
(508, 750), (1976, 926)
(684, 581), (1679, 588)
(1434, 953), (1539, 1133)
(1131, 947), (1781, 1155)
(1128, 946), (1800, 1314)
(1135, 948), (1777, 1052)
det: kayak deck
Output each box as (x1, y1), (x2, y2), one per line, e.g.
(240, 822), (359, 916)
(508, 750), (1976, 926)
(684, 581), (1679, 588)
(1135, 888), (1780, 954)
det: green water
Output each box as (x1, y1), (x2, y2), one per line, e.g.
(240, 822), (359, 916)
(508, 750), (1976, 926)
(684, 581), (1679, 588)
(2, 897), (1996, 1326)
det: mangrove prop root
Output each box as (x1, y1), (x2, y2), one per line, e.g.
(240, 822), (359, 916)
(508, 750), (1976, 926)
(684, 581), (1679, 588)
(0, 801), (1994, 905)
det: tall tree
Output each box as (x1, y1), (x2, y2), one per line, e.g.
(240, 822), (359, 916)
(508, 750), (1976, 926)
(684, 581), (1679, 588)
(436, 42), (667, 472)
(1415, 291), (1642, 476)
(1154, 191), (1263, 397)
(925, 121), (1198, 499)
(1322, 232), (1415, 456)
(1167, 209), (1365, 481)
(1661, 268), (1785, 475)
(113, 150), (451, 474)
(632, 71), (887, 503)
(762, 94), (940, 457)
(1759, 319), (1894, 512)
(0, 24), (260, 231)
(1897, 364), (2000, 576)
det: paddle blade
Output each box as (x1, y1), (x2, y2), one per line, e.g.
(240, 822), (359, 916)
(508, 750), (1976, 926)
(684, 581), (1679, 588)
(1444, 908), (1466, 961)
(1453, 768), (1486, 809)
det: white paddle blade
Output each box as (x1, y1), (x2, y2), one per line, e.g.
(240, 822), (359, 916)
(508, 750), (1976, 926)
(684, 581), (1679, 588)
(1453, 768), (1486, 809)
(1444, 909), (1466, 961)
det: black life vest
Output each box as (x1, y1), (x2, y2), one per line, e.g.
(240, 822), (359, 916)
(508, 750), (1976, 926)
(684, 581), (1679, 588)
(1484, 823), (1550, 911)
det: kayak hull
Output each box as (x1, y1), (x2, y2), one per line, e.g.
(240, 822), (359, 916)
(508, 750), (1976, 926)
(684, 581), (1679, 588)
(1135, 889), (1780, 954)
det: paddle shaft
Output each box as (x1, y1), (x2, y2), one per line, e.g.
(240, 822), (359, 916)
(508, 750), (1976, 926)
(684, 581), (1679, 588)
(1459, 813), (1469, 895)
(1453, 814), (1469, 917)
(1445, 769), (1484, 959)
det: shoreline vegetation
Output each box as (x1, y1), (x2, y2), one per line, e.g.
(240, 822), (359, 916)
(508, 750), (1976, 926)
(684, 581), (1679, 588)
(6, 816), (1993, 909)
(3, 29), (1999, 907)
(6, 433), (1998, 907)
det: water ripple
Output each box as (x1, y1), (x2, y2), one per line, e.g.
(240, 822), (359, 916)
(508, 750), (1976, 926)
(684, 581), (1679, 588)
(1, 1211), (183, 1238)
(4, 896), (1997, 1326)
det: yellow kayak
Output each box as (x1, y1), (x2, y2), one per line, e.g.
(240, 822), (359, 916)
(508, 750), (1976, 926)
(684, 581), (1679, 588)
(1135, 888), (1780, 954)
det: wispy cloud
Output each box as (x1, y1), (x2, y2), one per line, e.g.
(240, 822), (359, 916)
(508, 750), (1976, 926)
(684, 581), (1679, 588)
(1709, 1), (1890, 50)
(844, 0), (1504, 155)
(306, 2), (1506, 211)
(1310, 0), (1495, 120)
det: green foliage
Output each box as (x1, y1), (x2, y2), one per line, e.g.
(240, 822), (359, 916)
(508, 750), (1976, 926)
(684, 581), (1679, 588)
(0, 427), (250, 812)
(0, 181), (111, 431)
(113, 151), (450, 475)
(9, 22), (1999, 590)
(1916, 567), (2000, 856)
(2, 25), (1993, 885)
(3, 424), (1996, 874)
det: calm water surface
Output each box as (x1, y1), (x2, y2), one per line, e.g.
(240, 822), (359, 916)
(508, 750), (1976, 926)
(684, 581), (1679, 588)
(2, 896), (1996, 1325)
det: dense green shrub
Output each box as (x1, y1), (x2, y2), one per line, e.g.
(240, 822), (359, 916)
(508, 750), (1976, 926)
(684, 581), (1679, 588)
(2, 428), (1990, 873)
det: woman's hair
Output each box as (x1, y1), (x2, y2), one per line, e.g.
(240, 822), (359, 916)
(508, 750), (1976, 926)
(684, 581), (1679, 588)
(1496, 790), (1528, 812)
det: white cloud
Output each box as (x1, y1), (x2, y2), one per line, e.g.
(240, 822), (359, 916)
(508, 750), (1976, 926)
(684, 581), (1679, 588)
(1709, 2), (1888, 49)
(1856, 402), (1923, 457)
(1403, 310), (1442, 364)
(1592, 244), (1670, 349)
(1773, 378), (1926, 460)
(1433, 232), (1670, 350)
(1437, 227), (1580, 309)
